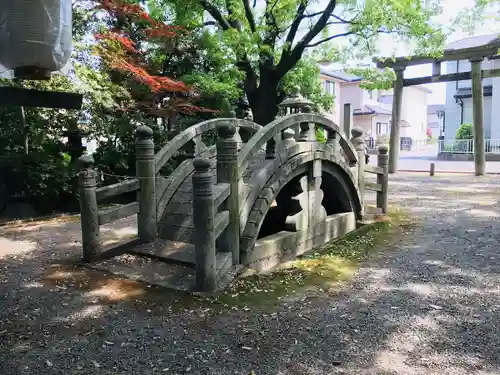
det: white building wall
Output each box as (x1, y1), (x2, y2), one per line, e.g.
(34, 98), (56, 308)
(491, 59), (500, 139)
(319, 74), (343, 125)
(339, 83), (363, 121)
(400, 87), (428, 141)
(353, 114), (391, 138)
(353, 115), (373, 136)
(427, 113), (441, 138)
(444, 61), (460, 140)
(445, 59), (496, 140)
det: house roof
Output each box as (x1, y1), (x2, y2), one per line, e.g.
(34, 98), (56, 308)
(427, 104), (445, 114)
(353, 104), (392, 116)
(454, 85), (493, 99)
(446, 34), (500, 50)
(320, 69), (362, 82)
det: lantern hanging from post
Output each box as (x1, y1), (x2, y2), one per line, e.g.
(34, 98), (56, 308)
(0, 0), (73, 80)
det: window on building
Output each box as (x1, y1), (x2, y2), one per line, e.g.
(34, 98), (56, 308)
(323, 80), (335, 96)
(376, 122), (389, 135)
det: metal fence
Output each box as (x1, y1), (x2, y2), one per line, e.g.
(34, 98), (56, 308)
(438, 139), (500, 153)
(364, 138), (436, 152)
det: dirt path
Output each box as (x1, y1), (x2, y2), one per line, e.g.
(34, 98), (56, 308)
(1, 173), (499, 375)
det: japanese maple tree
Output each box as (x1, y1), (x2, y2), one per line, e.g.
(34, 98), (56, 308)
(94, 0), (213, 117)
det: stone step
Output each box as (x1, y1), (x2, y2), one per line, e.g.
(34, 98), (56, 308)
(130, 238), (196, 266)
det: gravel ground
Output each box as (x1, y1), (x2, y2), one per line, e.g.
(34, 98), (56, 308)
(1, 173), (500, 375)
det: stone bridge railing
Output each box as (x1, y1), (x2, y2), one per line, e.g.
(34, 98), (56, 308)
(154, 117), (261, 222)
(77, 126), (155, 261)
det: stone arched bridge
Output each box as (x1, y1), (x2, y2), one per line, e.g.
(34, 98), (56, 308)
(78, 111), (389, 292)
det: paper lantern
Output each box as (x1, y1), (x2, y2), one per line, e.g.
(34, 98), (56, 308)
(0, 0), (72, 80)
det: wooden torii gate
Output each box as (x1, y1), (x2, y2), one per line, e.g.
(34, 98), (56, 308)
(374, 38), (500, 176)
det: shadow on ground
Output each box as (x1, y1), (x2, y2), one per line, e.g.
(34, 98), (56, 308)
(0, 174), (499, 374)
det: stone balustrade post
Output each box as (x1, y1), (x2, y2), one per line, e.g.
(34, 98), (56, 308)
(192, 158), (217, 292)
(282, 128), (296, 148)
(351, 127), (366, 215)
(136, 125), (157, 242)
(298, 105), (314, 142)
(216, 123), (240, 265)
(78, 155), (100, 262)
(377, 145), (389, 214)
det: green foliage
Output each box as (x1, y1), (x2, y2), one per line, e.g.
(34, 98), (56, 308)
(456, 123), (473, 140)
(346, 67), (396, 90)
(279, 58), (333, 111)
(153, 0), (449, 123)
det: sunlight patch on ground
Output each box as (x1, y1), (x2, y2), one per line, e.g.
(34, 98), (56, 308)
(109, 227), (137, 237)
(374, 350), (414, 374)
(0, 237), (37, 258)
(43, 266), (147, 304)
(55, 304), (105, 323)
(467, 208), (500, 218)
(0, 215), (79, 231)
(84, 279), (145, 302)
(23, 281), (44, 288)
(405, 282), (435, 297)
(390, 194), (438, 200)
(435, 186), (489, 194)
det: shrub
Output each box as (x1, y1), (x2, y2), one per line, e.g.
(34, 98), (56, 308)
(456, 123), (473, 140)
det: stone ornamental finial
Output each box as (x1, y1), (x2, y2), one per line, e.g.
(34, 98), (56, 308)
(351, 127), (363, 139)
(136, 125), (154, 139)
(217, 123), (237, 138)
(378, 144), (388, 154)
(78, 155), (94, 168)
(193, 157), (211, 171)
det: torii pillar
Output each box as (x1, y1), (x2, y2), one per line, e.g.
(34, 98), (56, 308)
(388, 66), (405, 174)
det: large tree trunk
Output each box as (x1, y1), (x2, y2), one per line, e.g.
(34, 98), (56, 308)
(249, 82), (280, 125)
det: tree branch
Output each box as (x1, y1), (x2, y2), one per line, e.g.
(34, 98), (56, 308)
(330, 14), (359, 24)
(284, 1), (308, 50)
(223, 0), (245, 30)
(199, 0), (231, 30)
(242, 0), (256, 32)
(303, 11), (323, 18)
(305, 31), (354, 48)
(278, 0), (338, 77)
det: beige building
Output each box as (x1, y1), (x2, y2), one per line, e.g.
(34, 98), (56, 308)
(319, 68), (431, 142)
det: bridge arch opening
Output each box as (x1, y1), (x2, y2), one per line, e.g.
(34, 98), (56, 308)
(256, 161), (360, 240)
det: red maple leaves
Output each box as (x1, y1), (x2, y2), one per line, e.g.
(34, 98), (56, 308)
(94, 0), (214, 114)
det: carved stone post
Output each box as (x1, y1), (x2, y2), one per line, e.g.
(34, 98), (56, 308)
(136, 125), (157, 242)
(282, 128), (296, 148)
(229, 110), (243, 150)
(377, 145), (389, 214)
(216, 123), (240, 265)
(327, 130), (341, 159)
(265, 138), (276, 159)
(351, 128), (365, 215)
(78, 155), (100, 262)
(192, 158), (216, 292)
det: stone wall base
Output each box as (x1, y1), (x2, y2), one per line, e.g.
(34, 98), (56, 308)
(437, 152), (500, 162)
(246, 212), (356, 273)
